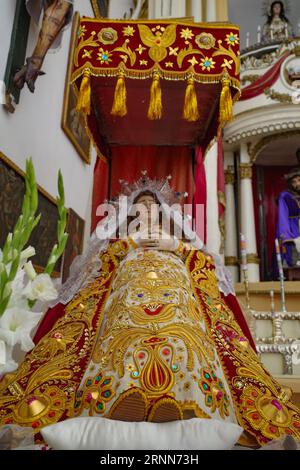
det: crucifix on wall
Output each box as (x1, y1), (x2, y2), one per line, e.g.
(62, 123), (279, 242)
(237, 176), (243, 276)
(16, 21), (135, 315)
(3, 0), (73, 112)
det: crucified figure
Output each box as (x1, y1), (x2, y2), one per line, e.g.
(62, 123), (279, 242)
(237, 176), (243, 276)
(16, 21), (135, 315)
(14, 0), (73, 93)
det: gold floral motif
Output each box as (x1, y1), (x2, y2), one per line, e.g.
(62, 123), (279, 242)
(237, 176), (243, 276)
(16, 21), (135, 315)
(195, 33), (216, 50)
(122, 25), (135, 37)
(113, 40), (137, 66)
(198, 368), (230, 419)
(138, 24), (177, 63)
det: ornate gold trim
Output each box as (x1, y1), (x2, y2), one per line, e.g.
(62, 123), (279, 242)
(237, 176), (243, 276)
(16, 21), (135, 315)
(225, 256), (238, 266)
(225, 166), (235, 184)
(249, 130), (300, 163)
(241, 74), (260, 85)
(246, 253), (260, 264)
(80, 17), (240, 29)
(61, 12), (92, 165)
(264, 87), (292, 104)
(239, 163), (252, 179)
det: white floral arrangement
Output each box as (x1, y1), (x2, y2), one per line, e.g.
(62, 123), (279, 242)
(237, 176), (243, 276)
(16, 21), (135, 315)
(0, 159), (68, 377)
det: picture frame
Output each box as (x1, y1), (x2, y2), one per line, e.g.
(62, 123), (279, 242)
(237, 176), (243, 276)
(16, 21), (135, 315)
(61, 208), (85, 283)
(0, 151), (62, 277)
(61, 11), (91, 165)
(91, 0), (109, 18)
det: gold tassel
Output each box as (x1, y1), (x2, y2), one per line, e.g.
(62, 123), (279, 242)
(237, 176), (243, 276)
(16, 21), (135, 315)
(219, 74), (233, 126)
(147, 72), (162, 120)
(76, 70), (91, 115)
(111, 72), (127, 117)
(183, 77), (199, 122)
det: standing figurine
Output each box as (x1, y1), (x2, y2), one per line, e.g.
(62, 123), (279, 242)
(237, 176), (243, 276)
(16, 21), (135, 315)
(262, 1), (293, 43)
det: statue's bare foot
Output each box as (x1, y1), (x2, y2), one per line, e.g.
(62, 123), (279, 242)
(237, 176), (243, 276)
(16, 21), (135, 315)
(13, 56), (45, 93)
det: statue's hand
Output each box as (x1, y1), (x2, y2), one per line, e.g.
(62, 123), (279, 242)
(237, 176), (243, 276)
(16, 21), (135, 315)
(13, 57), (45, 93)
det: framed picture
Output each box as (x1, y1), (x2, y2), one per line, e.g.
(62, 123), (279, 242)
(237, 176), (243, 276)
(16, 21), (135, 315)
(61, 11), (91, 164)
(62, 208), (85, 283)
(0, 152), (62, 277)
(91, 0), (109, 18)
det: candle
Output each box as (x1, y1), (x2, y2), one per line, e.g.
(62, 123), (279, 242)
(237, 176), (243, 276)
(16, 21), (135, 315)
(257, 25), (261, 43)
(246, 32), (250, 48)
(285, 23), (288, 39)
(270, 290), (275, 313)
(275, 238), (287, 312)
(240, 233), (248, 270)
(270, 25), (274, 40)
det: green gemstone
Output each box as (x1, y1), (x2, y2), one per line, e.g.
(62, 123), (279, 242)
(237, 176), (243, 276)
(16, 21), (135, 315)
(207, 396), (212, 403)
(97, 402), (103, 410)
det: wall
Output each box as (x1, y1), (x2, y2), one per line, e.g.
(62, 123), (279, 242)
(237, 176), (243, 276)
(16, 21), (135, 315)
(0, 0), (97, 246)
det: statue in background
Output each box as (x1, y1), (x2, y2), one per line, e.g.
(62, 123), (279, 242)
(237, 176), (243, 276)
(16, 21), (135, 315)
(13, 0), (73, 93)
(262, 1), (293, 43)
(276, 152), (300, 268)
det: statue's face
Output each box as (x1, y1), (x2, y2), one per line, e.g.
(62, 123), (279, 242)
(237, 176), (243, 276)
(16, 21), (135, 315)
(272, 2), (282, 16)
(135, 193), (160, 226)
(291, 175), (300, 194)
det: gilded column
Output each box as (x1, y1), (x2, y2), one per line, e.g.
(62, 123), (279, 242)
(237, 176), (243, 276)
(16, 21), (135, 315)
(224, 151), (239, 283)
(239, 142), (260, 282)
(216, 0), (228, 21)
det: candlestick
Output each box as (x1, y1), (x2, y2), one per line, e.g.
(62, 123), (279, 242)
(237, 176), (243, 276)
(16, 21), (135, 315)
(246, 32), (250, 48)
(275, 238), (287, 312)
(270, 290), (275, 313)
(257, 25), (261, 43)
(240, 233), (250, 308)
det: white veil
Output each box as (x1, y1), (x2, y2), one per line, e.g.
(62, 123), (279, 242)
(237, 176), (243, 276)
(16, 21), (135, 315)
(51, 182), (234, 307)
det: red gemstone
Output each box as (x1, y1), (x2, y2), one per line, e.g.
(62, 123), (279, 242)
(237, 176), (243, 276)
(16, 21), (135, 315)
(162, 349), (170, 356)
(216, 391), (222, 400)
(32, 421), (40, 428)
(4, 419), (12, 424)
(48, 411), (55, 418)
(50, 391), (56, 397)
(54, 401), (61, 406)
(251, 391), (258, 397)
(269, 426), (277, 433)
(138, 352), (145, 359)
(247, 400), (254, 405)
(252, 413), (259, 420)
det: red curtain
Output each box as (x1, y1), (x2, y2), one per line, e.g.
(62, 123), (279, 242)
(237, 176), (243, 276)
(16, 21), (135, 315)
(253, 165), (290, 271)
(91, 156), (109, 234)
(109, 146), (194, 204)
(217, 135), (225, 237)
(240, 51), (289, 101)
(194, 147), (207, 243)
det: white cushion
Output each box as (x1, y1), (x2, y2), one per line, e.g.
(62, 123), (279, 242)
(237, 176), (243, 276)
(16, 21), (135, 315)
(41, 417), (243, 450)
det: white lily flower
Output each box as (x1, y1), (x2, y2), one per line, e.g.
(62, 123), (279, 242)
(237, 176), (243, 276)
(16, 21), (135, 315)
(23, 273), (58, 302)
(0, 342), (18, 375)
(0, 307), (43, 352)
(24, 261), (37, 281)
(7, 268), (26, 309)
(20, 246), (36, 262)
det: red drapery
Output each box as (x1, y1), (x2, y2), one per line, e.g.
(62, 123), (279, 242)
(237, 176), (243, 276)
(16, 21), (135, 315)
(217, 135), (225, 249)
(109, 146), (194, 204)
(193, 147), (207, 243)
(91, 156), (109, 234)
(253, 165), (290, 271)
(240, 51), (289, 101)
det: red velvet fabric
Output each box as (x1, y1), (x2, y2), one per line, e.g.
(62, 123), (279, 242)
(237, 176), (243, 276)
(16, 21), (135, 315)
(193, 147), (207, 243)
(217, 134), (225, 225)
(109, 146), (194, 204)
(223, 293), (257, 351)
(240, 51), (289, 101)
(91, 156), (109, 234)
(33, 303), (66, 345)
